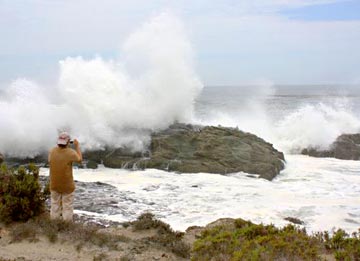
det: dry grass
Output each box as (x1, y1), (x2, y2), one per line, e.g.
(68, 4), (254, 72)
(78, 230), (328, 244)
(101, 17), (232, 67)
(7, 214), (130, 251)
(131, 212), (191, 258)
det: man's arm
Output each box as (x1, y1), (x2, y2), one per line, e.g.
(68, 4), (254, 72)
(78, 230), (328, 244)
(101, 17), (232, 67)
(48, 149), (52, 163)
(73, 139), (83, 162)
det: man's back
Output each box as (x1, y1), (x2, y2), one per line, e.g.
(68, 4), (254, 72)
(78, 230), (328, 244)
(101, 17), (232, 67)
(49, 147), (80, 194)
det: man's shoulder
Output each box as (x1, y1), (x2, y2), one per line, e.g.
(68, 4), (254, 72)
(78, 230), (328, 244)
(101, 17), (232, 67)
(49, 147), (58, 153)
(65, 147), (76, 152)
(50, 147), (75, 154)
(64, 147), (78, 156)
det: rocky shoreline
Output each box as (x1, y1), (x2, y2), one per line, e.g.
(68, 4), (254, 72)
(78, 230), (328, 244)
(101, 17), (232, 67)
(301, 133), (360, 160)
(84, 123), (285, 180)
(39, 177), (306, 229)
(3, 123), (286, 181)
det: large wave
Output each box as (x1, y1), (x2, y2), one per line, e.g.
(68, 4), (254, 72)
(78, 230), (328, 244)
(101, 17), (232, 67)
(0, 13), (203, 157)
(196, 85), (360, 154)
(274, 101), (360, 153)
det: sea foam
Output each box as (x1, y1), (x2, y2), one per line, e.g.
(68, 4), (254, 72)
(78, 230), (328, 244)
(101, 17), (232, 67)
(0, 13), (203, 157)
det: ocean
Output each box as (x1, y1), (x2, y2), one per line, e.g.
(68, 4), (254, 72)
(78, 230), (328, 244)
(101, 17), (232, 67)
(37, 84), (360, 233)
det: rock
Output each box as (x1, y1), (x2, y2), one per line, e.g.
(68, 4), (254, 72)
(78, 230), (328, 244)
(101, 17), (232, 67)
(86, 160), (98, 169)
(0, 153), (3, 164)
(148, 124), (285, 180)
(3, 154), (48, 168)
(302, 133), (360, 160)
(85, 123), (285, 180)
(284, 217), (305, 225)
(4, 123), (286, 180)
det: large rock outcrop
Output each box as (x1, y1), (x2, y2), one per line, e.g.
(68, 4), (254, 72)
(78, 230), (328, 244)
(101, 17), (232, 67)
(2, 124), (285, 180)
(301, 133), (360, 160)
(84, 124), (285, 180)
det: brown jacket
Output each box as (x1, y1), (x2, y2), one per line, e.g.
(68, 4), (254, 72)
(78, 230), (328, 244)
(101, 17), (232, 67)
(49, 147), (81, 194)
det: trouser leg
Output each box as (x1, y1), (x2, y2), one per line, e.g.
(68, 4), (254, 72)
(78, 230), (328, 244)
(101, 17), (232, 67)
(50, 190), (62, 220)
(62, 192), (75, 221)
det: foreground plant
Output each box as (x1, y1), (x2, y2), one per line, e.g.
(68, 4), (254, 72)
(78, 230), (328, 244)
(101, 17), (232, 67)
(0, 164), (48, 223)
(191, 218), (360, 261)
(8, 215), (129, 251)
(131, 212), (191, 258)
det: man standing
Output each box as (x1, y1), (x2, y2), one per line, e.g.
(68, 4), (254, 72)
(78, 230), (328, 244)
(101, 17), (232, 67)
(48, 132), (82, 221)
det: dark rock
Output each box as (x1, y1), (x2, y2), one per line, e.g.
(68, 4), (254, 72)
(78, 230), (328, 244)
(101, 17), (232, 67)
(88, 123), (285, 180)
(147, 124), (285, 180)
(5, 123), (286, 180)
(284, 217), (305, 225)
(40, 176), (137, 217)
(86, 160), (98, 169)
(4, 153), (48, 168)
(302, 133), (360, 160)
(0, 153), (3, 164)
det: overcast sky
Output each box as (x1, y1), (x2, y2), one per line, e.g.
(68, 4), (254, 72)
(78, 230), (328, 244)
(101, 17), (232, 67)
(0, 0), (360, 86)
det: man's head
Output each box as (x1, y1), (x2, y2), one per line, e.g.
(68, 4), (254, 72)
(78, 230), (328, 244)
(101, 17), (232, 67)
(57, 132), (71, 147)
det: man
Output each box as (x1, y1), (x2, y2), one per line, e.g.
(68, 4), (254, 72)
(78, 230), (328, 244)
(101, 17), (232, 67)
(48, 132), (82, 221)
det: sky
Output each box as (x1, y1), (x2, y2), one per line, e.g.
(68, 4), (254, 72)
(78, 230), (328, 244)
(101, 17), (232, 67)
(0, 0), (360, 86)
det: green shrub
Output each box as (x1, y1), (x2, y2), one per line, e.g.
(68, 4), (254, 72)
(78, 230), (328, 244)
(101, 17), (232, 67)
(132, 212), (190, 258)
(0, 164), (46, 223)
(320, 229), (360, 261)
(192, 220), (360, 261)
(192, 219), (321, 261)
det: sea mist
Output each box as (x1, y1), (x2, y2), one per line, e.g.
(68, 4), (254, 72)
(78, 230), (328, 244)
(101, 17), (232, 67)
(0, 13), (203, 157)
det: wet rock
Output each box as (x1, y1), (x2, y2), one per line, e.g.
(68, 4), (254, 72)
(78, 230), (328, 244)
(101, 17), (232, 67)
(284, 217), (305, 225)
(86, 160), (98, 169)
(84, 124), (285, 180)
(6, 123), (286, 180)
(40, 176), (134, 218)
(151, 124), (285, 180)
(3, 153), (48, 168)
(302, 133), (360, 160)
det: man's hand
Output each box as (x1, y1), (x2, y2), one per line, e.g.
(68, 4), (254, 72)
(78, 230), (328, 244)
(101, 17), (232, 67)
(73, 139), (82, 162)
(73, 139), (80, 147)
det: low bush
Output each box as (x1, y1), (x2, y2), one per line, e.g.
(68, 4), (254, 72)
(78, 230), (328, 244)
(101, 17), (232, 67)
(191, 218), (360, 261)
(8, 215), (130, 250)
(320, 228), (360, 260)
(132, 212), (190, 258)
(0, 164), (47, 223)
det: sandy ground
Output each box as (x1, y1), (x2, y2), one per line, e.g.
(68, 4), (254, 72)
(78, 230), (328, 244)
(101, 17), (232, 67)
(0, 222), (194, 261)
(0, 218), (336, 261)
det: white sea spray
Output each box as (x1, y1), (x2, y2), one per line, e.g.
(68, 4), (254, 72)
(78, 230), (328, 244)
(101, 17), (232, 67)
(0, 12), (203, 157)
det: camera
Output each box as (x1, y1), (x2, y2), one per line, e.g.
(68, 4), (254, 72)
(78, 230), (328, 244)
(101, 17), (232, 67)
(69, 140), (74, 144)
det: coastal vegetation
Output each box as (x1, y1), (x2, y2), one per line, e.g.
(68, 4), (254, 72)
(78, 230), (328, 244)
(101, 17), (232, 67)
(0, 163), (48, 224)
(2, 124), (285, 180)
(1, 164), (360, 260)
(191, 218), (360, 260)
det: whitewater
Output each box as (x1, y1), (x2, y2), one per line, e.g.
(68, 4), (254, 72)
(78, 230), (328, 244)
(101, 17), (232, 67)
(37, 85), (360, 233)
(0, 12), (359, 233)
(39, 154), (360, 233)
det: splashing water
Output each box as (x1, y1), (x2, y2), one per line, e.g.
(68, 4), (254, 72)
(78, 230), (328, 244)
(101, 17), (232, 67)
(274, 101), (360, 153)
(195, 86), (360, 154)
(0, 13), (203, 157)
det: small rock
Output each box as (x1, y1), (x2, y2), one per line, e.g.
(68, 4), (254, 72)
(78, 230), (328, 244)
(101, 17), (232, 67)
(86, 160), (98, 169)
(284, 217), (305, 225)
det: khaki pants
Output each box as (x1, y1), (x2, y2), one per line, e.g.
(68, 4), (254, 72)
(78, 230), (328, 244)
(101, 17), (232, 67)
(50, 190), (75, 221)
